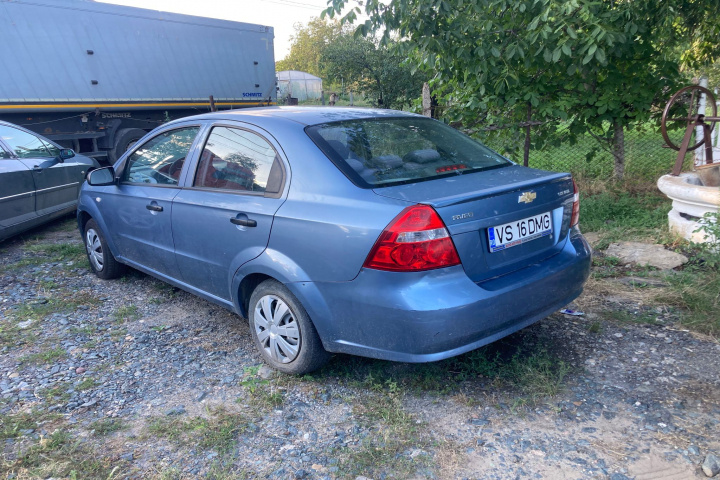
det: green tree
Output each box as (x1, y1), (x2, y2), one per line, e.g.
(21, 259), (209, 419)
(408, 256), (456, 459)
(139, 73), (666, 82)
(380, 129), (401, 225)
(321, 37), (426, 109)
(325, 0), (720, 179)
(275, 17), (351, 78)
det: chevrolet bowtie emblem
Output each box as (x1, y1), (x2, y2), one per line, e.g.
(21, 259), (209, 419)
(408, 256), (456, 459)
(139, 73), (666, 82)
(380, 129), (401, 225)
(518, 191), (537, 204)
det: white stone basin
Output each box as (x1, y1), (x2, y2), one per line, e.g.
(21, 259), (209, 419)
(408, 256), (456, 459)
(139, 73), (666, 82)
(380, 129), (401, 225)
(657, 173), (719, 243)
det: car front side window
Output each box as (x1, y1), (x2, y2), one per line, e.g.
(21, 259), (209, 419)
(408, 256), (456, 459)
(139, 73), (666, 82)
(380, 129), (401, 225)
(121, 127), (199, 186)
(193, 126), (280, 193)
(0, 125), (53, 159)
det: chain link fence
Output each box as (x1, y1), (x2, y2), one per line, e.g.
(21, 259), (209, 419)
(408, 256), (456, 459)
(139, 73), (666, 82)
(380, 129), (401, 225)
(477, 123), (690, 181)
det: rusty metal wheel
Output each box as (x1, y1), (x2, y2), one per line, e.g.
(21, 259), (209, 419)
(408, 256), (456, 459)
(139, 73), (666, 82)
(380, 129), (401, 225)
(661, 85), (717, 151)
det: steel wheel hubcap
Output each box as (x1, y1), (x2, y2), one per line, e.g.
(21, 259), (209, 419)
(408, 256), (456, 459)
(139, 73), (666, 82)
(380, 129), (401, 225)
(85, 228), (104, 271)
(254, 295), (300, 364)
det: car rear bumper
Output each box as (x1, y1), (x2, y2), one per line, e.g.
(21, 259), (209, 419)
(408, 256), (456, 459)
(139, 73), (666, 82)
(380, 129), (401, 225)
(300, 230), (591, 362)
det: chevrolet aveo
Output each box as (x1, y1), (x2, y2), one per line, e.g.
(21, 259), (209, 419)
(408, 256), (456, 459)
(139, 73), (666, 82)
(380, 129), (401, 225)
(78, 107), (591, 374)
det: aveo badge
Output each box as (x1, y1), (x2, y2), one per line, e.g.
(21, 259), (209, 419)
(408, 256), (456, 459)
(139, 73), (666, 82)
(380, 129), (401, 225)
(518, 191), (537, 204)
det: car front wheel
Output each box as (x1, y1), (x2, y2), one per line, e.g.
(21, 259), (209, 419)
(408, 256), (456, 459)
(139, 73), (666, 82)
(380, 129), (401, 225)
(249, 280), (330, 375)
(84, 219), (125, 279)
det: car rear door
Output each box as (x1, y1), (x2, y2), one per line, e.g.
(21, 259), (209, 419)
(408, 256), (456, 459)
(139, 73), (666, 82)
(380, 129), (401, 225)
(0, 142), (37, 236)
(171, 123), (287, 300)
(98, 124), (203, 278)
(0, 124), (79, 216)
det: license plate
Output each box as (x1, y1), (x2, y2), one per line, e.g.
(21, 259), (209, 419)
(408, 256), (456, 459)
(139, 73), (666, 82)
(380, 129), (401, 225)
(488, 212), (552, 253)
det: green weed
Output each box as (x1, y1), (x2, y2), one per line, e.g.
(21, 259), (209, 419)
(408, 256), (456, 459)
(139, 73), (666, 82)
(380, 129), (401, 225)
(307, 334), (571, 404)
(114, 304), (140, 323)
(1, 428), (118, 478)
(579, 190), (671, 248)
(9, 291), (100, 323)
(239, 367), (284, 410)
(19, 347), (67, 366)
(89, 418), (126, 436)
(39, 384), (73, 403)
(338, 380), (433, 478)
(146, 407), (248, 454)
(77, 378), (98, 391)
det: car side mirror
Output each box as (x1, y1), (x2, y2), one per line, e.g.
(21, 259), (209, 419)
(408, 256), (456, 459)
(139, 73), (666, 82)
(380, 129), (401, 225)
(57, 148), (75, 162)
(87, 166), (116, 186)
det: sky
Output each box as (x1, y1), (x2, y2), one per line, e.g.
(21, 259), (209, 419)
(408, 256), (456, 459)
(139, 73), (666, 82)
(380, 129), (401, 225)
(96, 0), (335, 61)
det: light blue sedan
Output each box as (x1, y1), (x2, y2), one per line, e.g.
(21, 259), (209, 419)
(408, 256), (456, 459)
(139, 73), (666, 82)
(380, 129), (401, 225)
(78, 107), (591, 374)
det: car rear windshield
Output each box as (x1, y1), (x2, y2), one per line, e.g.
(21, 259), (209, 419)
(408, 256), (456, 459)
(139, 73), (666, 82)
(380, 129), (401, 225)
(305, 117), (510, 188)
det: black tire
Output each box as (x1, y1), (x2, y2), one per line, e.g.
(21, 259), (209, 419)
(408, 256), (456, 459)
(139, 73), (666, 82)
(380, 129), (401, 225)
(83, 219), (125, 279)
(108, 128), (146, 163)
(248, 279), (330, 375)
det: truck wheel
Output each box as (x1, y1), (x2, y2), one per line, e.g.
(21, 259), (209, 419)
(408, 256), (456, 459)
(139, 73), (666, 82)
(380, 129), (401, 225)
(109, 128), (146, 163)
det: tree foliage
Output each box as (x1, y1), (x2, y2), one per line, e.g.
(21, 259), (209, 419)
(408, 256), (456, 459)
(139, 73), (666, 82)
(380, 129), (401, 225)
(324, 0), (720, 178)
(275, 18), (352, 78)
(321, 37), (426, 109)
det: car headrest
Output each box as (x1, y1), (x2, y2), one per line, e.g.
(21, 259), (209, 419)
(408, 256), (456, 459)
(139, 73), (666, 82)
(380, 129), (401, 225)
(374, 154), (403, 169)
(403, 149), (441, 164)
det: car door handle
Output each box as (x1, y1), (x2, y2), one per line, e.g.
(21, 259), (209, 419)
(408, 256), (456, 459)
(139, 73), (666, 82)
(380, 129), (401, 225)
(230, 215), (257, 227)
(32, 165), (43, 172)
(146, 204), (163, 212)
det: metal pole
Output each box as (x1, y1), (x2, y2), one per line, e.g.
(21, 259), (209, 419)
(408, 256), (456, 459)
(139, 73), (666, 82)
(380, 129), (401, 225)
(696, 76), (709, 166)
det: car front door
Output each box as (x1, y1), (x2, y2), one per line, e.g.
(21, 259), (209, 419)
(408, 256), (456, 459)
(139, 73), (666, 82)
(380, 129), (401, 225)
(0, 143), (37, 237)
(172, 123), (287, 300)
(0, 124), (82, 217)
(99, 124), (203, 279)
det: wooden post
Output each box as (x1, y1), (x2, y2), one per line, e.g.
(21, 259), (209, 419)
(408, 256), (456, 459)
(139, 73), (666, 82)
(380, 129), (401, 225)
(422, 83), (432, 118)
(209, 95), (217, 112)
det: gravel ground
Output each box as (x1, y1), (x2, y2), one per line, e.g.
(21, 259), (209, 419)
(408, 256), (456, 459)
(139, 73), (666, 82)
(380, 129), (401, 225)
(1, 216), (719, 479)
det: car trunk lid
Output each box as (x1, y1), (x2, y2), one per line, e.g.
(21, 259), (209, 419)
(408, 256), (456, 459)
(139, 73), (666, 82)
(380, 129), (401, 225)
(373, 165), (575, 282)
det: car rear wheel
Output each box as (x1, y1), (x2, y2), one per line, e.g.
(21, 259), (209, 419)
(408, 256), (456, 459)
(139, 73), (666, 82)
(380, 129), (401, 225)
(249, 280), (330, 375)
(84, 219), (125, 279)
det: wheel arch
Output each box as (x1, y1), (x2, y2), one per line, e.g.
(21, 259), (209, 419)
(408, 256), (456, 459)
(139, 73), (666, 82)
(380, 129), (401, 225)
(231, 251), (335, 349)
(75, 202), (122, 262)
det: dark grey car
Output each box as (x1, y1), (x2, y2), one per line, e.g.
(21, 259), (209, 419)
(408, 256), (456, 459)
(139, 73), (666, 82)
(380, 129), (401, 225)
(0, 120), (99, 241)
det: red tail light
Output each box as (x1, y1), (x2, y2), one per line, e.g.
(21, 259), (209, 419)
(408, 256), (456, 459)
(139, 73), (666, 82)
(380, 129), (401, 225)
(571, 179), (580, 227)
(363, 205), (461, 272)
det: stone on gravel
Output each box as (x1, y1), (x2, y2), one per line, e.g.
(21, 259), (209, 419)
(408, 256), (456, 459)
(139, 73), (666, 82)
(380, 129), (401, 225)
(258, 364), (274, 379)
(605, 242), (688, 270)
(165, 406), (186, 416)
(703, 453), (720, 477)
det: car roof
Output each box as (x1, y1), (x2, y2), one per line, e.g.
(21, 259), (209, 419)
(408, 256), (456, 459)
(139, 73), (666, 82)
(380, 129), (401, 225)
(169, 106), (424, 129)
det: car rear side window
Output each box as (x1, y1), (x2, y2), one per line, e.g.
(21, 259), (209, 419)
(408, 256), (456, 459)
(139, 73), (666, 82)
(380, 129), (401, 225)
(193, 126), (281, 193)
(306, 117), (510, 188)
(122, 127), (199, 186)
(0, 125), (53, 159)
